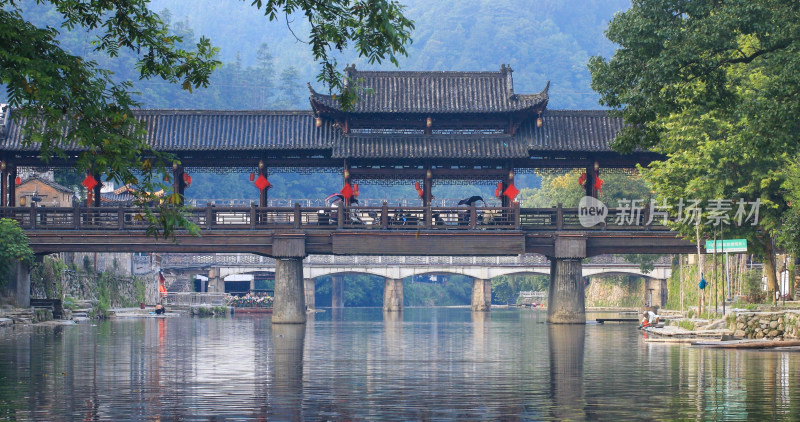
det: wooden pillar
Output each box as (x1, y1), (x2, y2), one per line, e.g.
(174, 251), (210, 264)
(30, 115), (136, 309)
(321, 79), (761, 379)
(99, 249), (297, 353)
(423, 166), (433, 207)
(259, 162), (268, 207)
(92, 172), (101, 207)
(8, 164), (16, 207)
(172, 164), (185, 205)
(343, 161), (351, 205)
(1, 162), (8, 207)
(585, 161), (599, 199)
(501, 169), (510, 208)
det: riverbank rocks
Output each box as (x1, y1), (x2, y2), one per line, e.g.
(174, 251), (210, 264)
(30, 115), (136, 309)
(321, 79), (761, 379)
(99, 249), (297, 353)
(729, 311), (800, 340)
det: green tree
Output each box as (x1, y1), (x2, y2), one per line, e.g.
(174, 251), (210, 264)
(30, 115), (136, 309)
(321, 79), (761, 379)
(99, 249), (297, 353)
(1, 0), (413, 236)
(0, 219), (34, 286)
(277, 66), (303, 109)
(519, 170), (650, 208)
(491, 274), (548, 304)
(589, 0), (800, 302)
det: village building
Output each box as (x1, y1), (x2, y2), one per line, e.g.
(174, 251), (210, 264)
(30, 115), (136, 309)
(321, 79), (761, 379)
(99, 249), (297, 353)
(15, 175), (74, 207)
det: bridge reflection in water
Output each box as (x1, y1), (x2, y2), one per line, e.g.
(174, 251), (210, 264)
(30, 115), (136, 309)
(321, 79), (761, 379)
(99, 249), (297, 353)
(2, 309), (799, 420)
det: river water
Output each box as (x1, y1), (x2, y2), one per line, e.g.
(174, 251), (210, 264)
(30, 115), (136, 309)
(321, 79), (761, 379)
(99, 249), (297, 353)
(1, 308), (799, 421)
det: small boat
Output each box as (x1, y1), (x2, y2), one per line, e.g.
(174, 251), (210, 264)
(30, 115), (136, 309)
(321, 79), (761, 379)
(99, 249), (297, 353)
(232, 306), (273, 314)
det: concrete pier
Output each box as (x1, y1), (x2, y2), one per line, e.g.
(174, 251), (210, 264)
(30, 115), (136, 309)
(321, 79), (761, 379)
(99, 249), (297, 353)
(303, 278), (315, 309)
(383, 278), (403, 312)
(273, 258), (306, 324)
(331, 274), (344, 308)
(470, 278), (491, 311)
(547, 259), (585, 323)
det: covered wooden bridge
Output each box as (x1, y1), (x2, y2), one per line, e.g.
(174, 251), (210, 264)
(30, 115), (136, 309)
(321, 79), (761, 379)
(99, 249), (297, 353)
(0, 65), (682, 323)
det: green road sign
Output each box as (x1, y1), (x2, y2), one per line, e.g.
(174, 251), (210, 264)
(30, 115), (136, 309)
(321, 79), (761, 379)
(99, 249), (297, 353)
(705, 239), (747, 253)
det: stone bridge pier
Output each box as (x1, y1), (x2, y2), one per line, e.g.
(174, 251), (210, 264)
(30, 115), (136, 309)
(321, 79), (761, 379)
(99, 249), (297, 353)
(547, 235), (587, 324)
(471, 279), (491, 312)
(271, 236), (307, 324)
(383, 278), (403, 312)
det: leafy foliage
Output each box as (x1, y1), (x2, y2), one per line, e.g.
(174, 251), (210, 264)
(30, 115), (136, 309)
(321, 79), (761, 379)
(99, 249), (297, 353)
(247, 0), (414, 109)
(0, 219), (34, 286)
(1, 0), (413, 236)
(519, 170), (650, 208)
(491, 274), (548, 305)
(589, 0), (800, 300)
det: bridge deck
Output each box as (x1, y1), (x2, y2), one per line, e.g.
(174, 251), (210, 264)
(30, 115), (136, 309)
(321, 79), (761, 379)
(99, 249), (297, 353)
(2, 205), (695, 256)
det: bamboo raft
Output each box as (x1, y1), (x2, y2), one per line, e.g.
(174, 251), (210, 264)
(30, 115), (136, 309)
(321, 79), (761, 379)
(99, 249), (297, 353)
(691, 340), (800, 349)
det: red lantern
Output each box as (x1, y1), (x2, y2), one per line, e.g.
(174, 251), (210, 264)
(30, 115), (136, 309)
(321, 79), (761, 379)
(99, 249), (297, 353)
(82, 174), (98, 190)
(15, 176), (21, 186)
(414, 182), (423, 198)
(249, 173), (255, 182)
(182, 173), (192, 186)
(578, 173), (587, 187)
(494, 182), (503, 198)
(340, 183), (353, 199)
(594, 176), (604, 194)
(353, 183), (359, 197)
(254, 174), (271, 191)
(503, 182), (520, 201)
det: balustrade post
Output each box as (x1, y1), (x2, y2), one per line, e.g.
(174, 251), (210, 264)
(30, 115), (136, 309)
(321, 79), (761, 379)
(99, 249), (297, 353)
(337, 205), (344, 229)
(470, 204), (477, 230)
(250, 203), (257, 230)
(294, 203), (301, 229)
(381, 202), (388, 229)
(73, 203), (81, 229)
(513, 202), (521, 229)
(205, 203), (213, 229)
(556, 203), (563, 230)
(425, 205), (432, 229)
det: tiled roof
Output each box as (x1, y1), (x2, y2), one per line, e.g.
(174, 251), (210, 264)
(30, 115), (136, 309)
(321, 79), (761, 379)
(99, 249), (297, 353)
(520, 110), (624, 152)
(310, 65), (549, 114)
(0, 108), (628, 157)
(0, 110), (338, 152)
(139, 110), (337, 151)
(19, 175), (73, 193)
(333, 134), (529, 159)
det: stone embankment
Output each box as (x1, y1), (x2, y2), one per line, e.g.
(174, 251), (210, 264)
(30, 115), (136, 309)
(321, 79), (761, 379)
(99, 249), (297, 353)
(729, 311), (800, 340)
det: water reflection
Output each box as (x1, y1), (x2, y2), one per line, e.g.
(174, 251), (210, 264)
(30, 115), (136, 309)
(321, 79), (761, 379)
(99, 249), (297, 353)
(548, 324), (586, 421)
(270, 323), (305, 421)
(2, 310), (800, 420)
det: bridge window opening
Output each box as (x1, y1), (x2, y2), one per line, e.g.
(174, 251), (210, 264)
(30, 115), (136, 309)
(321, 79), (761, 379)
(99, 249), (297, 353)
(225, 280), (251, 296)
(193, 279), (209, 293)
(253, 274), (275, 295)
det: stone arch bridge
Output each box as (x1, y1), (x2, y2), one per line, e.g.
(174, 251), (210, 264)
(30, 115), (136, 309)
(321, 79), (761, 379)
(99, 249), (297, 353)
(161, 253), (672, 310)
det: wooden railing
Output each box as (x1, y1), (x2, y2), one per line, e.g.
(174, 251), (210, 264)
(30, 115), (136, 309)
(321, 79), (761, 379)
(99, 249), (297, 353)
(0, 203), (673, 232)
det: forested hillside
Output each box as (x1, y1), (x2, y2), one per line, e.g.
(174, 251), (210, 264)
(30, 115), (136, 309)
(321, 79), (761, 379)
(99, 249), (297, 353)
(145, 0), (629, 109)
(4, 0), (630, 110)
(5, 0), (630, 200)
